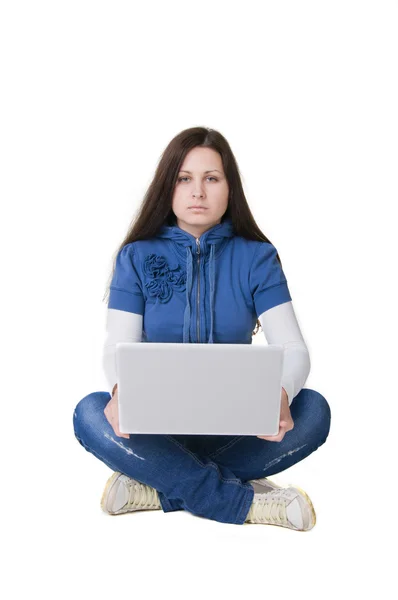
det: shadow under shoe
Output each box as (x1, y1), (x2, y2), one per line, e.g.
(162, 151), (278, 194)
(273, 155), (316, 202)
(246, 477), (317, 531)
(101, 471), (162, 515)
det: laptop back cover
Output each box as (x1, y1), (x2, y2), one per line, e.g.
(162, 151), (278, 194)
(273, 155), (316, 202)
(116, 342), (284, 436)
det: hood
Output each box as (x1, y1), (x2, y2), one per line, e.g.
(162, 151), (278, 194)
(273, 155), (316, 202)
(156, 217), (236, 343)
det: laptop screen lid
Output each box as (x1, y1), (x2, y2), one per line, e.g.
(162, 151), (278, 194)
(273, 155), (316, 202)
(116, 342), (284, 436)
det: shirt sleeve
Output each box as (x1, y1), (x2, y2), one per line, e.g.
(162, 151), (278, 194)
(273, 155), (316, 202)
(102, 309), (143, 393)
(108, 243), (145, 315)
(250, 242), (292, 317)
(259, 301), (311, 406)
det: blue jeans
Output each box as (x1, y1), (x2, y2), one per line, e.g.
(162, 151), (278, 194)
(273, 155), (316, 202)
(73, 388), (331, 525)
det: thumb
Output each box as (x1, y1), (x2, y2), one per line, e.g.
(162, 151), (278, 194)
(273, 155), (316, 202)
(116, 429), (130, 439)
(280, 419), (294, 432)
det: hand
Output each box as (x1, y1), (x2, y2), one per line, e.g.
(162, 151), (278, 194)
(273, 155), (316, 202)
(104, 385), (130, 439)
(256, 388), (294, 442)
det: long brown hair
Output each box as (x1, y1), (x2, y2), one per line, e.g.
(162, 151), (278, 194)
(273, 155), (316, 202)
(103, 126), (286, 337)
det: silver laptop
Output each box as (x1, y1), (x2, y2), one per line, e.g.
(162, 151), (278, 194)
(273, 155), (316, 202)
(116, 342), (284, 436)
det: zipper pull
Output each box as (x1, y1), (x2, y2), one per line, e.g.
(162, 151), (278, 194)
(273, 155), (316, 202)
(196, 238), (200, 254)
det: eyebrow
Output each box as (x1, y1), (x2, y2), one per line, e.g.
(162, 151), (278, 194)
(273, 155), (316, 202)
(179, 169), (222, 174)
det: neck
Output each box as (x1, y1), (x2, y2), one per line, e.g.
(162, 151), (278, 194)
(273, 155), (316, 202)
(176, 219), (221, 239)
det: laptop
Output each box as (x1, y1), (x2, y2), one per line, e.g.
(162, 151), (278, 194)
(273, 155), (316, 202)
(115, 342), (284, 436)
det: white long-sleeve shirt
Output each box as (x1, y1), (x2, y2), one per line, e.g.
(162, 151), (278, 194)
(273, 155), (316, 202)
(102, 300), (310, 406)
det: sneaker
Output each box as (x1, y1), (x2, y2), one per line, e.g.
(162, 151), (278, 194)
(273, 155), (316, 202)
(100, 471), (162, 515)
(245, 477), (316, 531)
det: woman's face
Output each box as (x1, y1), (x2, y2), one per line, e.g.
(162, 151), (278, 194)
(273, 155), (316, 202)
(171, 146), (229, 238)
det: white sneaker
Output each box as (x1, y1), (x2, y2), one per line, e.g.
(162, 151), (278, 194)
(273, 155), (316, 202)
(245, 477), (317, 531)
(101, 471), (162, 515)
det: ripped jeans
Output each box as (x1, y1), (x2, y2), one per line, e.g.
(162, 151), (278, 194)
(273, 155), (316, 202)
(73, 388), (331, 525)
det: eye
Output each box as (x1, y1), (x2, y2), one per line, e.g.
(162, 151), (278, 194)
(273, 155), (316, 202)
(177, 176), (218, 182)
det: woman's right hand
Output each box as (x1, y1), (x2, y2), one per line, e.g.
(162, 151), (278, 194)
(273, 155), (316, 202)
(104, 385), (130, 439)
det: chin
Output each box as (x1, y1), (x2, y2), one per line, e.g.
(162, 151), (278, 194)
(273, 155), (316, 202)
(186, 212), (210, 219)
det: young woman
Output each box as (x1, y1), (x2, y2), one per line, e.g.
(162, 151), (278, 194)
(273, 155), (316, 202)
(73, 126), (331, 531)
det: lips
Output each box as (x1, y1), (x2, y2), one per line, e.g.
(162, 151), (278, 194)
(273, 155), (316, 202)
(189, 206), (207, 209)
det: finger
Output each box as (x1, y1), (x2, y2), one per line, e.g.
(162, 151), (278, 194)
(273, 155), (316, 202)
(257, 434), (282, 441)
(269, 430), (286, 442)
(257, 417), (292, 440)
(114, 426), (129, 439)
(257, 435), (283, 442)
(114, 427), (128, 439)
(281, 419), (294, 431)
(258, 430), (281, 440)
(257, 426), (287, 441)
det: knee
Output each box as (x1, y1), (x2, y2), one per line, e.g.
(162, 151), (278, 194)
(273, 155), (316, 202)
(73, 391), (110, 438)
(296, 388), (331, 444)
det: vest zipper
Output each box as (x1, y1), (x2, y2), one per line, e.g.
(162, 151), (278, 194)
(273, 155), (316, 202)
(196, 238), (200, 343)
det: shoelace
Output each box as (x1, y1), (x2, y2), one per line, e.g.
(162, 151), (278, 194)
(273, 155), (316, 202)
(126, 480), (159, 510)
(249, 490), (289, 525)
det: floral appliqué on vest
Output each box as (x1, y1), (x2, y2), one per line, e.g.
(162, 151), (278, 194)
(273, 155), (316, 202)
(143, 254), (187, 303)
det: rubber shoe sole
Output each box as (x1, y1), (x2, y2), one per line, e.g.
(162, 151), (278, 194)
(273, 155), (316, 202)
(246, 477), (317, 531)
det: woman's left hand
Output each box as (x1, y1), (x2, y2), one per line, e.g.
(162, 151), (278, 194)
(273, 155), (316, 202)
(256, 388), (294, 442)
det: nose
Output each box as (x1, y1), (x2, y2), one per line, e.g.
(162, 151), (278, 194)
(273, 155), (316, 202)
(192, 179), (205, 197)
(193, 187), (204, 197)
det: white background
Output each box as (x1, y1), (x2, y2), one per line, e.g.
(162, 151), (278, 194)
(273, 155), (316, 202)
(1, 1), (396, 598)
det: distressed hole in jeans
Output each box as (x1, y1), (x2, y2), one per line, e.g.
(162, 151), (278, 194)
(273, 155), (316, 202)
(103, 431), (146, 460)
(263, 444), (308, 470)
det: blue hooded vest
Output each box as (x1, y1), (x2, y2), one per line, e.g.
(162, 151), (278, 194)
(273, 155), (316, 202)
(108, 216), (292, 345)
